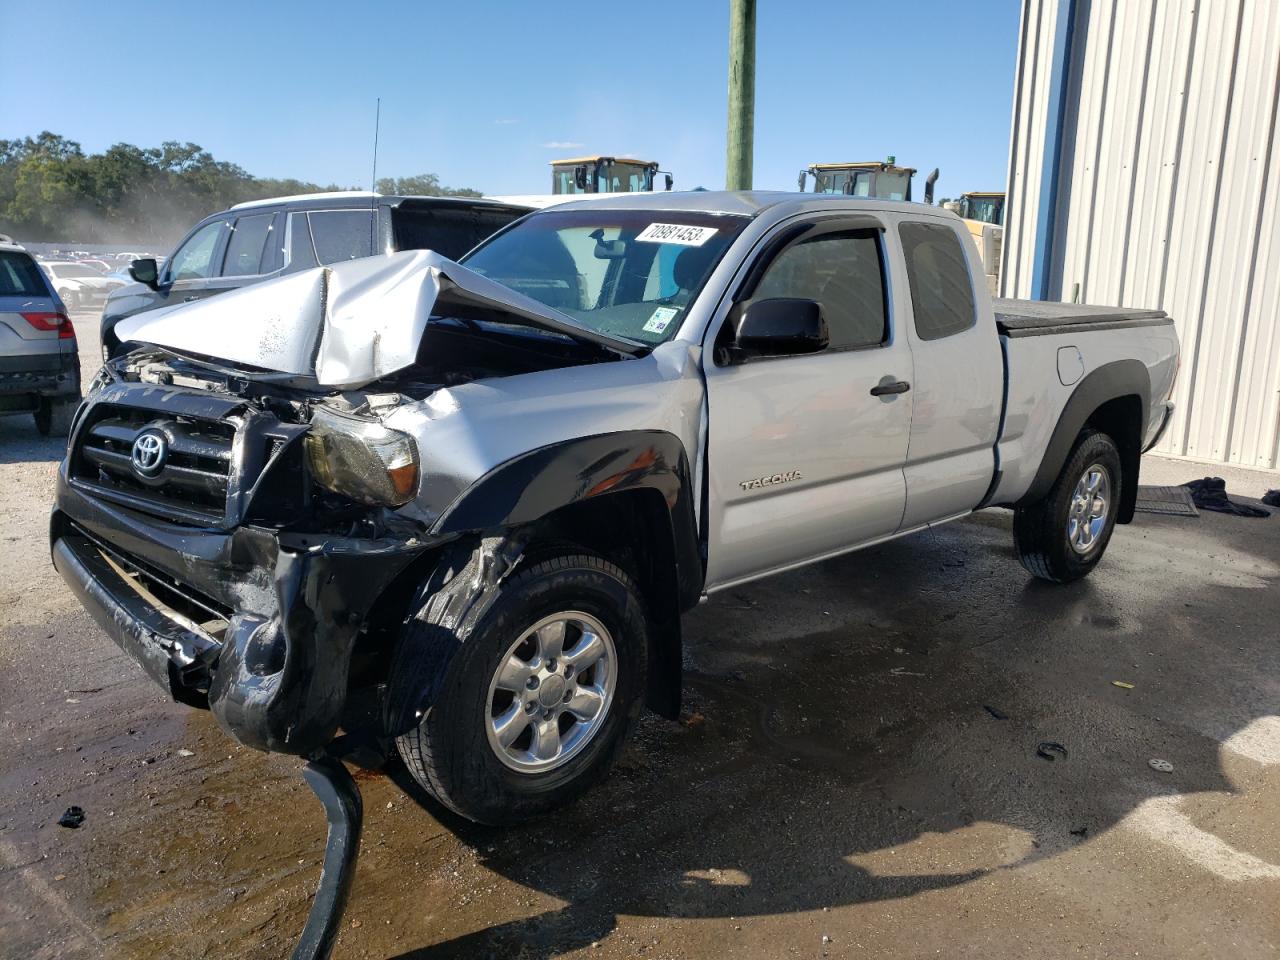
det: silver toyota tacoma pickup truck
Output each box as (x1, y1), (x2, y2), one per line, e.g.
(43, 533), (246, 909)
(51, 191), (1177, 950)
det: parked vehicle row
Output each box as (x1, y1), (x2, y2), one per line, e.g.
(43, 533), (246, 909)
(0, 237), (80, 435)
(100, 192), (532, 358)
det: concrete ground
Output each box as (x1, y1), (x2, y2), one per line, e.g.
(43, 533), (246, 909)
(1, 310), (1278, 959)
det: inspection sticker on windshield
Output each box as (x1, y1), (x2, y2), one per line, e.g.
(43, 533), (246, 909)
(635, 223), (719, 246)
(642, 306), (680, 334)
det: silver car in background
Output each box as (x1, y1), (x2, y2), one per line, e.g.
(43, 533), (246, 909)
(0, 238), (80, 435)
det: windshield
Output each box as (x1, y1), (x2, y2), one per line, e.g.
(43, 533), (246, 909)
(47, 263), (99, 279)
(961, 196), (1005, 224)
(461, 209), (747, 345)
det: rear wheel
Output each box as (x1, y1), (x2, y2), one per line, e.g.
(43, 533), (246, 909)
(395, 550), (648, 825)
(1013, 429), (1122, 583)
(59, 289), (78, 311)
(34, 397), (77, 438)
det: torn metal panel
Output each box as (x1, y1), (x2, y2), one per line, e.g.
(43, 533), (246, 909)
(114, 251), (640, 390)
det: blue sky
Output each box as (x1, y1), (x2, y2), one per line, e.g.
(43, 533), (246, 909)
(2, 1), (1021, 198)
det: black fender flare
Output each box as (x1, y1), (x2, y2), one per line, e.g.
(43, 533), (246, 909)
(383, 431), (701, 735)
(431, 430), (703, 610)
(1017, 359), (1150, 515)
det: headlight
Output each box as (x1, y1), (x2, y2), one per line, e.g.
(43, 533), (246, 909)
(304, 407), (420, 507)
(86, 364), (114, 396)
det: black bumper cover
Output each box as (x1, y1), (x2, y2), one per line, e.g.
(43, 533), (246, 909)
(52, 470), (433, 757)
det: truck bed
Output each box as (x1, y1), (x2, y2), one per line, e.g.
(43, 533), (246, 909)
(994, 298), (1170, 337)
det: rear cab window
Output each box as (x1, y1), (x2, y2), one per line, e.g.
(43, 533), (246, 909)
(0, 251), (48, 297)
(898, 221), (975, 340)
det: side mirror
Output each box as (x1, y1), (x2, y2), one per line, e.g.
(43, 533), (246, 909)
(797, 170), (808, 192)
(664, 173), (674, 191)
(129, 258), (159, 289)
(726, 298), (828, 362)
(574, 165), (589, 191)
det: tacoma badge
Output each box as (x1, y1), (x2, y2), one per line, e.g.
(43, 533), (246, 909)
(739, 470), (802, 491)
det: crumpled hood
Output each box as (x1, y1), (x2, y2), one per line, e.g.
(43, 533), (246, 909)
(114, 250), (637, 389)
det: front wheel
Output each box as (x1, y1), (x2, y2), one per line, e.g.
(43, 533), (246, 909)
(1013, 430), (1122, 583)
(395, 550), (648, 825)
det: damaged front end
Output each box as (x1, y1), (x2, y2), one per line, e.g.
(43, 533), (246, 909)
(50, 354), (442, 758)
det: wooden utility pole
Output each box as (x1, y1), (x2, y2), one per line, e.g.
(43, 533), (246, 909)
(726, 0), (756, 190)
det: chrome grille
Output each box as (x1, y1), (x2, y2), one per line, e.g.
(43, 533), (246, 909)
(71, 405), (236, 524)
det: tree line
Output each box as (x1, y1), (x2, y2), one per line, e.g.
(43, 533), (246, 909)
(0, 132), (482, 244)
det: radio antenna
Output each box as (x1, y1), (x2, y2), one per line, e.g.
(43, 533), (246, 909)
(369, 97), (381, 254)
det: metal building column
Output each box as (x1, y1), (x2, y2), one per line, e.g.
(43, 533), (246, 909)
(1029, 0), (1080, 301)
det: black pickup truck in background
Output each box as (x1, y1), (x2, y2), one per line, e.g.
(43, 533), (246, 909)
(99, 192), (531, 359)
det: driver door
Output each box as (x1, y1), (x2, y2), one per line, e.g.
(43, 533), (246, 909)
(702, 220), (914, 589)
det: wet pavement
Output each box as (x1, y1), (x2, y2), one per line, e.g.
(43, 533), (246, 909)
(1, 311), (1278, 959)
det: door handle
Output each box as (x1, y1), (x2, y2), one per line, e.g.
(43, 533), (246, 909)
(870, 378), (911, 397)
(183, 295), (199, 302)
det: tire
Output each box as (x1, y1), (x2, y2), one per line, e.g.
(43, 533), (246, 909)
(1013, 429), (1122, 583)
(395, 549), (648, 825)
(59, 289), (78, 311)
(34, 397), (78, 438)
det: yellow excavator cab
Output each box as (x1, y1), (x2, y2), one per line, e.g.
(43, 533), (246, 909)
(798, 159), (933, 202)
(953, 191), (1006, 226)
(551, 156), (672, 195)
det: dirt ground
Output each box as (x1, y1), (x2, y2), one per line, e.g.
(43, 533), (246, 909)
(2, 310), (1278, 959)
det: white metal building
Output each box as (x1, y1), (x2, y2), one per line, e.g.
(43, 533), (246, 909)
(1002, 0), (1280, 468)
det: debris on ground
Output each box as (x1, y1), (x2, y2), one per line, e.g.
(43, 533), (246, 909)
(1148, 758), (1174, 773)
(1070, 825), (1088, 837)
(1183, 478), (1270, 517)
(57, 806), (85, 829)
(176, 749), (194, 758)
(1134, 485), (1199, 517)
(1036, 741), (1068, 762)
(983, 704), (1009, 720)
(1111, 681), (1135, 690)
(889, 667), (925, 677)
(681, 712), (706, 728)
(1263, 489), (1280, 507)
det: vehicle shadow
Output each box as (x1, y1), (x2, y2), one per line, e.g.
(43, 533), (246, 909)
(383, 510), (1278, 959)
(0, 415), (69, 464)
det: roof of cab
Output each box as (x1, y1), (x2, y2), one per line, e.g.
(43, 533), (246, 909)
(539, 190), (940, 219)
(550, 156), (658, 167)
(228, 191), (532, 212)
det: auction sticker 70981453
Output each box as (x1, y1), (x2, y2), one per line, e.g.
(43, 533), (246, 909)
(635, 223), (719, 246)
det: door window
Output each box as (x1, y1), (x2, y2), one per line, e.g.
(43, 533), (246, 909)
(753, 229), (888, 349)
(287, 212), (319, 270)
(221, 213), (275, 277)
(165, 221), (225, 282)
(307, 210), (375, 264)
(899, 222), (976, 340)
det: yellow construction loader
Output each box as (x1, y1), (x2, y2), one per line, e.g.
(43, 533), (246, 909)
(943, 192), (1006, 295)
(550, 156), (673, 195)
(797, 158), (939, 204)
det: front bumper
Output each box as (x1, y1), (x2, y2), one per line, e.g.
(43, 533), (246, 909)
(52, 468), (434, 756)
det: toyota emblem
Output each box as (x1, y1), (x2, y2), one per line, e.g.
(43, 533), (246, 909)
(131, 430), (168, 476)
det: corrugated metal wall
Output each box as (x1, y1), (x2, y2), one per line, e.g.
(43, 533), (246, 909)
(1002, 0), (1280, 468)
